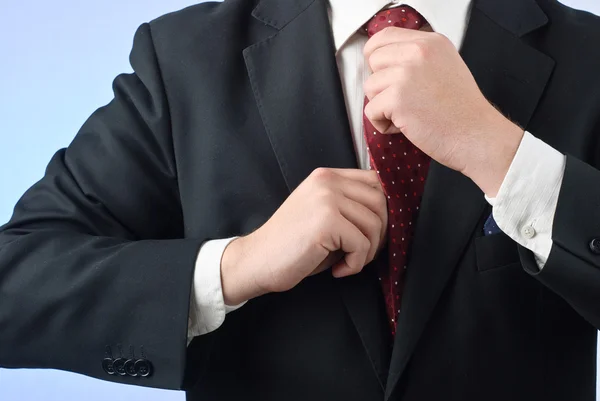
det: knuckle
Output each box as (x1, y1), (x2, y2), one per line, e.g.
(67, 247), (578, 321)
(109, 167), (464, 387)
(432, 32), (449, 44)
(312, 193), (337, 222)
(311, 167), (333, 181)
(368, 51), (380, 70)
(313, 184), (333, 200)
(319, 197), (339, 218)
(412, 41), (429, 60)
(348, 262), (362, 274)
(368, 213), (382, 234)
(350, 258), (365, 273)
(368, 170), (380, 180)
(314, 217), (335, 243)
(390, 84), (404, 105)
(370, 172), (384, 190)
(314, 225), (332, 245)
(381, 26), (395, 37)
(367, 245), (378, 264)
(360, 237), (371, 255)
(315, 167), (334, 178)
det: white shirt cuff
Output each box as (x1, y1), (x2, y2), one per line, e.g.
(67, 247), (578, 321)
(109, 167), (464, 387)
(484, 131), (566, 268)
(187, 236), (245, 344)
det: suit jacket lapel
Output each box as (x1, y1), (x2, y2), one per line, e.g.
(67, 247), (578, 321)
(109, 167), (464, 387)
(244, 0), (357, 192)
(385, 0), (555, 399)
(244, 0), (391, 388)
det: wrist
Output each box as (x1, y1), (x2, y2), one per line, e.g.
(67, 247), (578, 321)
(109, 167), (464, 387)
(220, 234), (268, 306)
(463, 106), (524, 197)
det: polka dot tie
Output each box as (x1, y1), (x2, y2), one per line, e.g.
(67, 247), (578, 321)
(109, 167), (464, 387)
(363, 6), (431, 336)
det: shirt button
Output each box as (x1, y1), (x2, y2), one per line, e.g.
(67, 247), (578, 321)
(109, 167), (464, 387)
(589, 238), (600, 255)
(521, 225), (536, 239)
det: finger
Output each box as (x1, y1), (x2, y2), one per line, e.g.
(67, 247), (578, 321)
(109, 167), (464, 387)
(364, 27), (430, 59)
(368, 42), (419, 72)
(310, 171), (388, 254)
(330, 216), (370, 278)
(325, 168), (382, 190)
(310, 250), (345, 276)
(338, 196), (383, 264)
(363, 87), (402, 134)
(364, 66), (403, 100)
(334, 175), (387, 235)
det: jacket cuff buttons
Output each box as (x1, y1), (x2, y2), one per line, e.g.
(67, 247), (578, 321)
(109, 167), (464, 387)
(102, 358), (115, 375)
(102, 357), (153, 378)
(134, 359), (153, 377)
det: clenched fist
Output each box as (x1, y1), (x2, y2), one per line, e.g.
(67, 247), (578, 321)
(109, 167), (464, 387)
(363, 27), (524, 196)
(220, 168), (388, 305)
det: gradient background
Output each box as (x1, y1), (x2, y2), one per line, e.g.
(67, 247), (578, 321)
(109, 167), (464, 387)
(1, 0), (600, 399)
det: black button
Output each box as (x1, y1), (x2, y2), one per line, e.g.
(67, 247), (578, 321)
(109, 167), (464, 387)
(113, 358), (127, 376)
(102, 358), (115, 375)
(124, 359), (138, 377)
(134, 359), (153, 377)
(590, 238), (600, 255)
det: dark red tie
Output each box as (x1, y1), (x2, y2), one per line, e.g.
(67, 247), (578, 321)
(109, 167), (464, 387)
(363, 6), (431, 336)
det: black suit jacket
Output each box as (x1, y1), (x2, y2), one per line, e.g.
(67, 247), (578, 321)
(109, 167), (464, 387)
(2, 0), (600, 399)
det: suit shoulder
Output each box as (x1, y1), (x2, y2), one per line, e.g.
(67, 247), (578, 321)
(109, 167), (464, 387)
(536, 0), (600, 79)
(148, 0), (259, 40)
(539, 0), (600, 39)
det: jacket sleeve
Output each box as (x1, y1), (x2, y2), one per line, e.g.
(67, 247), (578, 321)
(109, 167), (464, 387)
(519, 154), (600, 329)
(0, 23), (202, 390)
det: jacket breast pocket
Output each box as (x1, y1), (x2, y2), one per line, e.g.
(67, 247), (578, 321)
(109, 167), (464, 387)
(474, 232), (521, 272)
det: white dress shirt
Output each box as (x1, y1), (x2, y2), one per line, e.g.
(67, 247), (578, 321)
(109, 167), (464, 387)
(187, 0), (567, 343)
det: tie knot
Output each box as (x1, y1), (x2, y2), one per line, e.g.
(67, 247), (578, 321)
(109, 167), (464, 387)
(365, 5), (426, 37)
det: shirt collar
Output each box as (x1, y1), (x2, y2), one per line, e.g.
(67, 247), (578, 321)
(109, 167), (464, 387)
(328, 0), (473, 53)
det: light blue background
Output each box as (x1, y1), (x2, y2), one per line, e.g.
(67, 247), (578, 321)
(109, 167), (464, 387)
(1, 0), (599, 400)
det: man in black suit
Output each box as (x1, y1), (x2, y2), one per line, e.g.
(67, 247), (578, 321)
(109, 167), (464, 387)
(2, 0), (600, 400)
